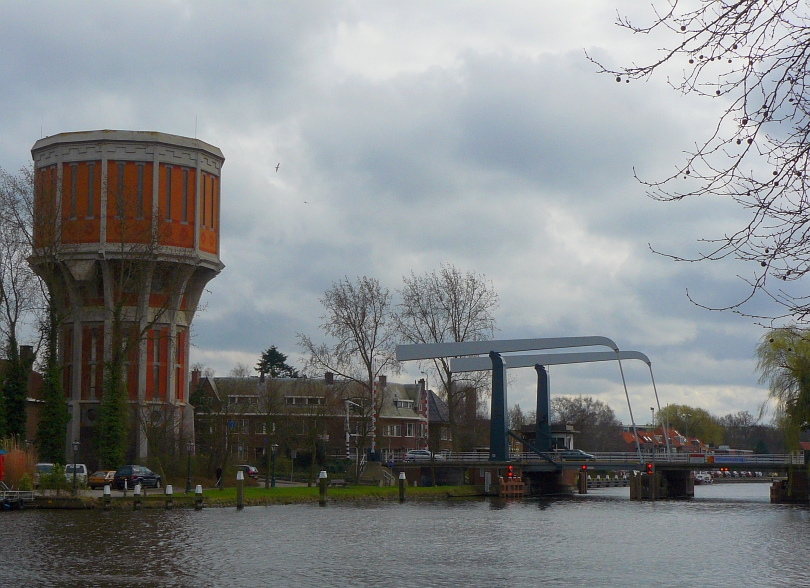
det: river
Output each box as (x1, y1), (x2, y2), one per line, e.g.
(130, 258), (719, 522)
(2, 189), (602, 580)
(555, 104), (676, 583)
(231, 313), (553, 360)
(0, 482), (807, 587)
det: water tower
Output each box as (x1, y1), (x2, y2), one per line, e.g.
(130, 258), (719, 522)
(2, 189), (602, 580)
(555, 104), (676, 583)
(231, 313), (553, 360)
(30, 130), (224, 460)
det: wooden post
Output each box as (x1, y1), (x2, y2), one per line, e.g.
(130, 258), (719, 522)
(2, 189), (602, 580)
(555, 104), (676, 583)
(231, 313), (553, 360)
(318, 470), (328, 506)
(165, 485), (173, 510)
(398, 471), (406, 503)
(236, 471), (244, 510)
(578, 469), (587, 494)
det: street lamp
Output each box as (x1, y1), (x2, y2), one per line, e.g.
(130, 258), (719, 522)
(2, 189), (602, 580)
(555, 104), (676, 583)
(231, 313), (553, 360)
(650, 407), (655, 456)
(684, 413), (692, 446)
(185, 441), (194, 494)
(270, 443), (278, 488)
(71, 440), (80, 496)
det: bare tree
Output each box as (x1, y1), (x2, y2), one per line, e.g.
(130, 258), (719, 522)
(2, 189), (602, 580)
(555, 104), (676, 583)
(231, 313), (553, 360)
(0, 165), (69, 460)
(551, 396), (624, 452)
(229, 362), (253, 378)
(590, 1), (810, 322)
(395, 265), (498, 451)
(298, 276), (400, 457)
(0, 168), (42, 439)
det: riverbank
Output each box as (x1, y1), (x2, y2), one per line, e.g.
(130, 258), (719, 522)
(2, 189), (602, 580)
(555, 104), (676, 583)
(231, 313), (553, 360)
(27, 484), (483, 509)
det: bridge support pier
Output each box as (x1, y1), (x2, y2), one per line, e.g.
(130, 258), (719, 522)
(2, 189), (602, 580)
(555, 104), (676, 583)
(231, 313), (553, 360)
(770, 467), (808, 503)
(630, 470), (694, 500)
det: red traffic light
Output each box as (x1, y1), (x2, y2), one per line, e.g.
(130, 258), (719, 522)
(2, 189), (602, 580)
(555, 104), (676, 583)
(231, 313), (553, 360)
(506, 465), (514, 479)
(581, 464), (587, 471)
(645, 463), (653, 475)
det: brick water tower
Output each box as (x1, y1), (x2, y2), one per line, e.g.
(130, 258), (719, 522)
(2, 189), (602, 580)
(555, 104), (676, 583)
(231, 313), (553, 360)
(30, 130), (224, 461)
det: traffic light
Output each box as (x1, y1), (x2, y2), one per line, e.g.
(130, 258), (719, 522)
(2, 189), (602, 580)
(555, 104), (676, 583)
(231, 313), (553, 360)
(506, 465), (514, 479)
(645, 463), (653, 475)
(581, 464), (587, 472)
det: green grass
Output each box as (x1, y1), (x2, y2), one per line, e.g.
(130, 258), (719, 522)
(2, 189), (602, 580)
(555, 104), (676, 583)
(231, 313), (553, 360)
(73, 484), (483, 509)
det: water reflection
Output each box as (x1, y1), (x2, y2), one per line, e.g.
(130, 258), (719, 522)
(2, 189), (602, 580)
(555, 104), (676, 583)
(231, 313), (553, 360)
(1, 484), (808, 587)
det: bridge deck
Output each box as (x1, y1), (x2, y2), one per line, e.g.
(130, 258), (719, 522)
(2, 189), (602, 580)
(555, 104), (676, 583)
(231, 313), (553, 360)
(394, 452), (804, 472)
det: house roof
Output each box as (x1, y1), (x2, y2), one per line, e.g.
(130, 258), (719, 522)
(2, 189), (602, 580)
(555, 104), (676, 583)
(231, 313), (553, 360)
(427, 390), (449, 424)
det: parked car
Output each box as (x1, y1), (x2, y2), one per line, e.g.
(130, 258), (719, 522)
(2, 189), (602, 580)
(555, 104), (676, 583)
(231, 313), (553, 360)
(113, 465), (162, 490)
(88, 470), (116, 489)
(64, 463), (88, 485)
(554, 449), (595, 461)
(695, 472), (713, 485)
(34, 463), (54, 489)
(404, 450), (438, 462)
(236, 465), (259, 479)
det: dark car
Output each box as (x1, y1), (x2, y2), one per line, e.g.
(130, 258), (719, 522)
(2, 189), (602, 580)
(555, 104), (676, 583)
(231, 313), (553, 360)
(113, 465), (162, 490)
(236, 465), (259, 479)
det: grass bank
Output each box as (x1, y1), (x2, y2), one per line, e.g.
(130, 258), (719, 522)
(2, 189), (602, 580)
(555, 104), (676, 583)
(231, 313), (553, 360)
(29, 484), (482, 510)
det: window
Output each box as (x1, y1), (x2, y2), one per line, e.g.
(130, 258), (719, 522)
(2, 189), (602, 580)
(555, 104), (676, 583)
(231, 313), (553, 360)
(405, 423), (415, 437)
(385, 424), (402, 437)
(165, 166), (172, 221)
(116, 163), (124, 218)
(201, 174), (206, 228)
(87, 163), (94, 218)
(395, 399), (414, 409)
(136, 163), (144, 219)
(237, 419), (249, 434)
(441, 428), (450, 441)
(181, 168), (188, 222)
(69, 164), (77, 219)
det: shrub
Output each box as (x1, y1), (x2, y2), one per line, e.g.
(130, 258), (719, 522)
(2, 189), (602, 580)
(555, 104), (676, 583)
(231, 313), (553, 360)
(18, 473), (33, 491)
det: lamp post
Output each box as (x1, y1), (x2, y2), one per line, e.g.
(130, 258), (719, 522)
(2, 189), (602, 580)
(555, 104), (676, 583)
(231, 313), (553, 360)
(650, 407), (655, 457)
(684, 413), (691, 447)
(71, 440), (80, 496)
(185, 441), (193, 494)
(270, 443), (278, 488)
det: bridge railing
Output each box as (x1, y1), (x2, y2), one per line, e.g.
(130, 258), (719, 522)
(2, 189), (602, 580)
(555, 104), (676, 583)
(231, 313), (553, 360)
(393, 451), (805, 466)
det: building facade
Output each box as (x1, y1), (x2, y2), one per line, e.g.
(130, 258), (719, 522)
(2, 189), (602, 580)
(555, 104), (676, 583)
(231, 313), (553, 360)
(191, 373), (433, 465)
(30, 130), (224, 461)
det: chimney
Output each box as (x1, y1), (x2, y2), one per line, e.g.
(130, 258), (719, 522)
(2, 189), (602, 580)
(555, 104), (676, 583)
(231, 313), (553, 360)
(325, 372), (334, 385)
(191, 369), (201, 390)
(20, 345), (34, 367)
(378, 375), (387, 388)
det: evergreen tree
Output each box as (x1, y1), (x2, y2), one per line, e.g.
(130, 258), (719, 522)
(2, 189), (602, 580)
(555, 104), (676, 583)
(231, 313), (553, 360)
(257, 346), (299, 378)
(35, 361), (69, 463)
(95, 361), (130, 469)
(2, 336), (31, 440)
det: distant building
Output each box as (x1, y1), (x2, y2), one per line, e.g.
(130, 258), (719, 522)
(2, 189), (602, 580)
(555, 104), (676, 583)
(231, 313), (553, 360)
(190, 372), (432, 464)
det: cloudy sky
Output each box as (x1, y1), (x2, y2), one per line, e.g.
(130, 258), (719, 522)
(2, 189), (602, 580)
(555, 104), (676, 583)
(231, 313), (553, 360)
(0, 1), (785, 425)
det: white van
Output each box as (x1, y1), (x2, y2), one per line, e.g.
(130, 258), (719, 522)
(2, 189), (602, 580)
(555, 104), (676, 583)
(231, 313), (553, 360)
(64, 463), (88, 485)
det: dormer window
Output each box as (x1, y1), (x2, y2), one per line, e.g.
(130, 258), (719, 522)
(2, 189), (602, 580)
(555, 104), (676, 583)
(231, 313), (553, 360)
(395, 399), (414, 409)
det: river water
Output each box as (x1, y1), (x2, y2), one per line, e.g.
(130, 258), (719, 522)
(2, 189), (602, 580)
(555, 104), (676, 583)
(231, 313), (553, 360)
(1, 483), (807, 587)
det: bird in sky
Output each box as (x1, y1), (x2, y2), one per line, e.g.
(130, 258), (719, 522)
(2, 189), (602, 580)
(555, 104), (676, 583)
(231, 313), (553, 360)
(275, 163), (280, 172)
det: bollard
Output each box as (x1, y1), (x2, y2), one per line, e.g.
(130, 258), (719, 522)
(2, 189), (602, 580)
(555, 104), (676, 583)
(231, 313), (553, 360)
(195, 484), (203, 511)
(133, 483), (141, 510)
(236, 471), (244, 510)
(103, 484), (111, 510)
(123, 478), (128, 498)
(165, 485), (173, 510)
(318, 470), (328, 506)
(398, 471), (406, 503)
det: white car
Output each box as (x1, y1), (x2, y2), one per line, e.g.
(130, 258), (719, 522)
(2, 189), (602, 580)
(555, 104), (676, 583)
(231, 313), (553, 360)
(404, 450), (439, 462)
(64, 463), (88, 485)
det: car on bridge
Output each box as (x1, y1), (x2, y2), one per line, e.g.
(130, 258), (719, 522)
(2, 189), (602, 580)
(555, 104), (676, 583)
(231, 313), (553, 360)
(403, 450), (443, 462)
(553, 449), (595, 461)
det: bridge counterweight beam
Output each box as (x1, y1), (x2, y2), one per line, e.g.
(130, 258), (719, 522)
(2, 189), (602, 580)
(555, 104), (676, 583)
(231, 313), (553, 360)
(535, 364), (551, 453)
(489, 351), (509, 462)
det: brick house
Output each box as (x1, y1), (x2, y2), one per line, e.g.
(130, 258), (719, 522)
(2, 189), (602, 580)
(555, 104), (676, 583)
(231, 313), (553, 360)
(190, 371), (433, 464)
